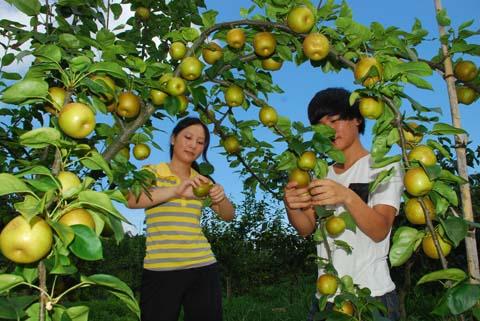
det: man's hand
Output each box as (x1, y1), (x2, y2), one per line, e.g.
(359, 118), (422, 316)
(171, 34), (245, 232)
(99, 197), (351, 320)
(309, 179), (354, 206)
(284, 181), (312, 210)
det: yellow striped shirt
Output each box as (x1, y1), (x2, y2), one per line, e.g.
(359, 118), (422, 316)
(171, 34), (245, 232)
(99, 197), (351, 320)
(143, 163), (216, 271)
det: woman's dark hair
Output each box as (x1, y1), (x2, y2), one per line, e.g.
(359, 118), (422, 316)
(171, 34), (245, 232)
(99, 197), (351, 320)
(307, 87), (365, 134)
(169, 117), (211, 172)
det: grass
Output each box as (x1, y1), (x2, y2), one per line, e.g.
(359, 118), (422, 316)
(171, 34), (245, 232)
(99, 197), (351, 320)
(222, 275), (316, 321)
(67, 275), (316, 321)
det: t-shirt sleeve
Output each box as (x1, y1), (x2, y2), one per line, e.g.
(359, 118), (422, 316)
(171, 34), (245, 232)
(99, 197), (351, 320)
(142, 163), (175, 187)
(369, 162), (404, 212)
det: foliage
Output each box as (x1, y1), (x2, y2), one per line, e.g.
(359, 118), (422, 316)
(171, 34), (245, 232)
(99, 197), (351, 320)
(0, 0), (479, 319)
(203, 192), (316, 295)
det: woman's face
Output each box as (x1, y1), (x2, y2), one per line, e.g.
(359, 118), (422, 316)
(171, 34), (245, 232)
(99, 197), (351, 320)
(171, 124), (206, 163)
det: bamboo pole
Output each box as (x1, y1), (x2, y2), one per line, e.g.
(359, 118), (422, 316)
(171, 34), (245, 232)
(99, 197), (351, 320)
(433, 0), (480, 283)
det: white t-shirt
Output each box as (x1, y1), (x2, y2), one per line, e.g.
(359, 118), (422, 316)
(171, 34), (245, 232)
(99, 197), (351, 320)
(316, 154), (404, 297)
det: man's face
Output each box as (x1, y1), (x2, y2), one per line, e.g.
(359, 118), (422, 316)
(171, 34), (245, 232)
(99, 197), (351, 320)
(318, 114), (361, 151)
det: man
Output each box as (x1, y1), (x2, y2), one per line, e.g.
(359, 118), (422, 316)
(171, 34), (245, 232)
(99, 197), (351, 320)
(284, 88), (403, 320)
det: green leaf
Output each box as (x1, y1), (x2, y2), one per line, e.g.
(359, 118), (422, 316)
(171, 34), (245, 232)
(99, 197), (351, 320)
(198, 162), (214, 176)
(78, 191), (128, 222)
(14, 195), (42, 221)
(406, 74), (433, 90)
(181, 27), (200, 41)
(24, 302), (41, 320)
(473, 305), (480, 321)
(423, 164), (442, 181)
(430, 191), (450, 216)
(201, 10), (218, 28)
(80, 274), (139, 319)
(369, 167), (395, 193)
(441, 216), (468, 247)
(371, 134), (389, 161)
(327, 149), (345, 164)
(436, 9), (451, 27)
(417, 268), (467, 286)
(389, 226), (424, 267)
(96, 28), (115, 46)
(80, 150), (113, 182)
(59, 33), (81, 49)
(313, 159), (328, 179)
(65, 306), (89, 321)
(15, 166), (54, 179)
(0, 297), (18, 319)
(398, 61), (433, 76)
(277, 45), (293, 62)
(315, 206), (334, 219)
(163, 95), (180, 116)
(276, 116), (292, 135)
(0, 173), (32, 197)
(438, 169), (468, 185)
(371, 155), (402, 168)
(338, 211), (356, 233)
(432, 181), (458, 206)
(1, 53), (15, 66)
(47, 249), (78, 275)
(25, 176), (57, 193)
(311, 124), (335, 138)
(312, 228), (324, 243)
(70, 56), (91, 73)
(312, 133), (333, 153)
(34, 44), (62, 63)
(69, 225), (103, 261)
(50, 220), (75, 246)
(333, 240), (353, 254)
(20, 127), (62, 148)
(15, 266), (38, 284)
(0, 274), (24, 293)
(88, 62), (127, 81)
(0, 295), (36, 320)
(125, 56), (147, 73)
(275, 151), (296, 171)
(431, 123), (467, 135)
(110, 3), (122, 19)
(1, 78), (48, 104)
(427, 139), (451, 159)
(447, 283), (480, 314)
(190, 86), (208, 107)
(5, 0), (41, 16)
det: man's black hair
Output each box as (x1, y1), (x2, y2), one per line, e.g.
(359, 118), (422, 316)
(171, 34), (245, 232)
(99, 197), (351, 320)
(307, 87), (365, 134)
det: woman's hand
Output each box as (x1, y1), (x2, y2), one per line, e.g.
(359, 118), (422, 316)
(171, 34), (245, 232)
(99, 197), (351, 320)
(209, 183), (226, 204)
(175, 175), (212, 199)
(174, 179), (195, 198)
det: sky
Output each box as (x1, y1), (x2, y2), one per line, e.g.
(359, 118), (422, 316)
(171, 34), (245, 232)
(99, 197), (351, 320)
(1, 0), (479, 234)
(124, 0), (480, 234)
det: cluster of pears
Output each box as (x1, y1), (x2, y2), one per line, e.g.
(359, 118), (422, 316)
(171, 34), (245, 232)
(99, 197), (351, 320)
(403, 140), (453, 259)
(46, 74), (144, 140)
(46, 86), (96, 139)
(117, 143), (151, 161)
(454, 60), (478, 105)
(315, 273), (355, 315)
(0, 171), (99, 264)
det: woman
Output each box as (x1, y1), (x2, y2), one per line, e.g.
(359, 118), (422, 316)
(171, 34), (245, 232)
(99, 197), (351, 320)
(127, 117), (235, 321)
